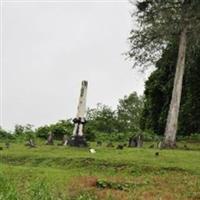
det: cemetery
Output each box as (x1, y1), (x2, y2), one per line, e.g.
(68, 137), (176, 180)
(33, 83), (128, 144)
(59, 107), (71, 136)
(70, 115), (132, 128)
(0, 80), (200, 200)
(1, 0), (200, 199)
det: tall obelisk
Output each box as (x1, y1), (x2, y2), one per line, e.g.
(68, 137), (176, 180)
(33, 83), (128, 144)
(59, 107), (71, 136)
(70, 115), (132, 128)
(69, 81), (88, 147)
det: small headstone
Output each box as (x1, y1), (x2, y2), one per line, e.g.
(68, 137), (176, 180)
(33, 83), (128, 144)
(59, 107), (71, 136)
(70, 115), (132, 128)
(116, 144), (124, 150)
(183, 144), (189, 150)
(128, 133), (143, 148)
(63, 135), (69, 146)
(46, 132), (54, 145)
(96, 141), (102, 146)
(149, 144), (154, 148)
(25, 139), (36, 148)
(5, 142), (10, 149)
(157, 141), (162, 149)
(106, 142), (114, 148)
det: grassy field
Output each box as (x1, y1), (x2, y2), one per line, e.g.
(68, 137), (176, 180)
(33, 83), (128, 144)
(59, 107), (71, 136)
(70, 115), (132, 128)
(0, 141), (200, 200)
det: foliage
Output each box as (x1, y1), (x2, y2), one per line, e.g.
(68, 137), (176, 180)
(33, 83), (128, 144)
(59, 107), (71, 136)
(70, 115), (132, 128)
(35, 125), (50, 139)
(128, 0), (200, 68)
(117, 92), (143, 133)
(0, 127), (13, 140)
(86, 103), (118, 134)
(35, 120), (73, 140)
(49, 120), (73, 140)
(141, 43), (200, 136)
(14, 124), (33, 135)
(86, 92), (144, 141)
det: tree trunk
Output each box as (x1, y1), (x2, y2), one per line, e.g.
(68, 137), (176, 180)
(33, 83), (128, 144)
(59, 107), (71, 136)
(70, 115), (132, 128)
(163, 27), (187, 148)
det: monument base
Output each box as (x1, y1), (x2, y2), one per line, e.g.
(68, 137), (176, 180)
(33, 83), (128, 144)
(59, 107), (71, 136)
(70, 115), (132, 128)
(69, 135), (88, 147)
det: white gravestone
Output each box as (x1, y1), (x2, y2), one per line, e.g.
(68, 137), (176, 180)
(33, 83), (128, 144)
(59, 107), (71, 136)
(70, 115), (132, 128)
(73, 80), (88, 136)
(69, 81), (88, 147)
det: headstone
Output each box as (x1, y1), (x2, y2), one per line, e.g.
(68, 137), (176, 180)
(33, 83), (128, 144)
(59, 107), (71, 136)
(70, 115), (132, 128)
(106, 142), (114, 148)
(149, 144), (154, 148)
(46, 132), (54, 145)
(96, 141), (102, 146)
(5, 142), (10, 148)
(116, 144), (124, 150)
(69, 81), (88, 147)
(63, 135), (68, 146)
(128, 133), (143, 148)
(25, 139), (36, 148)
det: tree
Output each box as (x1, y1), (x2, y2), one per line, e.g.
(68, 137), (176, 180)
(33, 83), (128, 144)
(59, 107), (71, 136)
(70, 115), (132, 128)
(141, 44), (177, 134)
(14, 124), (25, 135)
(86, 103), (118, 134)
(49, 120), (73, 139)
(35, 120), (73, 140)
(128, 0), (200, 147)
(142, 43), (200, 136)
(0, 126), (12, 139)
(117, 92), (143, 133)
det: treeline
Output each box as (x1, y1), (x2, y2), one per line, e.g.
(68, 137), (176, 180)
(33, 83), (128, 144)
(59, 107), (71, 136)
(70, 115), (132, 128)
(0, 92), (144, 142)
(141, 43), (200, 136)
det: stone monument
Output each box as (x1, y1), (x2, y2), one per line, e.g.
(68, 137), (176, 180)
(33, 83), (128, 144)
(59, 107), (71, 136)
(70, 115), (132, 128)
(69, 81), (88, 147)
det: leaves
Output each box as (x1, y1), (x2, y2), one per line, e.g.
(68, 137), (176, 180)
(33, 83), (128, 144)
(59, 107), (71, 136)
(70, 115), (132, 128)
(128, 0), (200, 68)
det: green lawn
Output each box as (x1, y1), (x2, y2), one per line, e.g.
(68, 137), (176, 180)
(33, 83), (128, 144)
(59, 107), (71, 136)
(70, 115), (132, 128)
(0, 142), (200, 200)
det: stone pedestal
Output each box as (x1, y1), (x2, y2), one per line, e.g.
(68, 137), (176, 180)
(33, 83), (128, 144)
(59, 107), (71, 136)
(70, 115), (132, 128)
(69, 135), (87, 147)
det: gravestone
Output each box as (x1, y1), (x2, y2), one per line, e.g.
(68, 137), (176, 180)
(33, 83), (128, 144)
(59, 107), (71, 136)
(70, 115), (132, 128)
(96, 141), (102, 146)
(25, 139), (36, 148)
(116, 144), (124, 150)
(106, 142), (114, 148)
(5, 142), (10, 148)
(46, 132), (54, 145)
(63, 135), (68, 146)
(128, 133), (143, 148)
(69, 81), (88, 147)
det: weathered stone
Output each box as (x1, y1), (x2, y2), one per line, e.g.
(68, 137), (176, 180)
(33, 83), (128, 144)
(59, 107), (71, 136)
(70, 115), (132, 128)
(63, 135), (69, 146)
(5, 142), (10, 148)
(128, 133), (143, 148)
(69, 81), (88, 147)
(46, 132), (54, 145)
(25, 139), (36, 148)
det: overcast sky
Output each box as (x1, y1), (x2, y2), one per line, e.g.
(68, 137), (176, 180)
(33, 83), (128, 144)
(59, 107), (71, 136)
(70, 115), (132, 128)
(1, 0), (152, 130)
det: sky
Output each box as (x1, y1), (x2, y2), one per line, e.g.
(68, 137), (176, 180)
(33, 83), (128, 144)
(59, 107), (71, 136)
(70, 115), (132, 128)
(1, 0), (152, 130)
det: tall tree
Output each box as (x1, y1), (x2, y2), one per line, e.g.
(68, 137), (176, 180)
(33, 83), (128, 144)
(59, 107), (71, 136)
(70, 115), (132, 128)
(141, 43), (200, 136)
(128, 0), (200, 147)
(86, 103), (118, 134)
(117, 92), (143, 133)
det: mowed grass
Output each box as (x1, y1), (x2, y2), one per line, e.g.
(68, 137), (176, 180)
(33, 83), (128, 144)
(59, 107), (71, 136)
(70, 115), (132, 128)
(0, 141), (200, 200)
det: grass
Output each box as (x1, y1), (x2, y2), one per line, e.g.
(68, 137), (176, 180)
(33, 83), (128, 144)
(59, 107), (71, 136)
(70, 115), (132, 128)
(0, 141), (200, 199)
